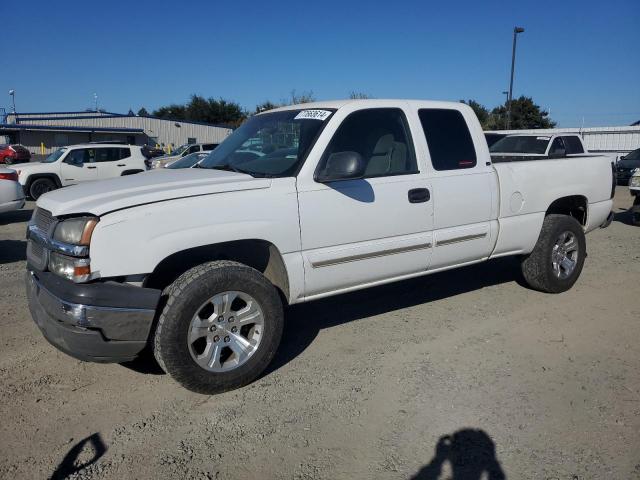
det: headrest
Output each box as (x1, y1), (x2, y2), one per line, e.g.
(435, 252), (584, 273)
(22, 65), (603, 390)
(372, 134), (394, 155)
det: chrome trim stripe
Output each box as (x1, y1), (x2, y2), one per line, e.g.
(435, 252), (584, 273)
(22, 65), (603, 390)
(311, 242), (432, 268)
(27, 224), (89, 257)
(435, 232), (487, 247)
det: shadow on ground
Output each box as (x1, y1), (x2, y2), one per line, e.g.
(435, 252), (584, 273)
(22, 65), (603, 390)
(613, 207), (638, 226)
(0, 240), (26, 264)
(267, 256), (523, 375)
(411, 428), (506, 479)
(0, 207), (33, 226)
(50, 433), (107, 480)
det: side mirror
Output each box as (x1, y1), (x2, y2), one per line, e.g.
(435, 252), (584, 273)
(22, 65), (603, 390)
(549, 148), (566, 159)
(316, 151), (365, 182)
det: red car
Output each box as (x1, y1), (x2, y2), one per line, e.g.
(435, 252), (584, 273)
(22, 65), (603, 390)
(0, 144), (31, 164)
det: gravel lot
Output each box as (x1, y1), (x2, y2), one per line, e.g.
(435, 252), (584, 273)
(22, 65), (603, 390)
(1, 190), (639, 479)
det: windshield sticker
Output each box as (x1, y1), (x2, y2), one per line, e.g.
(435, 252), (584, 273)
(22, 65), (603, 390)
(294, 110), (332, 121)
(536, 136), (551, 140)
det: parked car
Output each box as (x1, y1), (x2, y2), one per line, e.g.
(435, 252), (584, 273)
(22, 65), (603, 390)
(629, 168), (640, 225)
(25, 99), (614, 394)
(0, 167), (26, 213)
(489, 133), (588, 160)
(0, 144), (31, 164)
(151, 143), (218, 169)
(15, 144), (148, 199)
(616, 148), (640, 185)
(141, 143), (166, 159)
(165, 151), (210, 169)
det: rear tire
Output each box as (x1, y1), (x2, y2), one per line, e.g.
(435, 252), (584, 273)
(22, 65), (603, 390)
(521, 214), (586, 293)
(153, 261), (284, 394)
(29, 178), (56, 200)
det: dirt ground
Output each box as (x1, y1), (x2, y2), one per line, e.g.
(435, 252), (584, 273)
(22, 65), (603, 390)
(1, 190), (638, 480)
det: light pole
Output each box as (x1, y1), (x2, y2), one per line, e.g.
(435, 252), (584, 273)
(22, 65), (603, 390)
(8, 89), (16, 113)
(506, 26), (525, 129)
(8, 90), (17, 124)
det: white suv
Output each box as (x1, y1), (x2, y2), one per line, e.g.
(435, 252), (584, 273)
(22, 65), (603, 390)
(16, 144), (148, 199)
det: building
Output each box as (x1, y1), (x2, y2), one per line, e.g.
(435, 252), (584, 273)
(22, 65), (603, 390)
(487, 125), (640, 159)
(0, 111), (233, 155)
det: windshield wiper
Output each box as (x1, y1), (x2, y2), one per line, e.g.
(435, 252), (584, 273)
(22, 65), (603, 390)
(208, 163), (260, 177)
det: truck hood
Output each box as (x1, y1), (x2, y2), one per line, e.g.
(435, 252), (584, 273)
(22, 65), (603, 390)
(37, 169), (271, 217)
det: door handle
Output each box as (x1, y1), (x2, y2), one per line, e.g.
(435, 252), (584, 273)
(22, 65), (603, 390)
(408, 188), (430, 203)
(117, 164), (126, 167)
(87, 166), (97, 169)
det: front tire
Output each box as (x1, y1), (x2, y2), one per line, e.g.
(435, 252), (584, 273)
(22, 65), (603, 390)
(153, 261), (284, 394)
(29, 178), (56, 200)
(521, 214), (586, 293)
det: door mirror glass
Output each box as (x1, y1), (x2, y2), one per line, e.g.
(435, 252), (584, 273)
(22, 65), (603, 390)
(316, 151), (365, 182)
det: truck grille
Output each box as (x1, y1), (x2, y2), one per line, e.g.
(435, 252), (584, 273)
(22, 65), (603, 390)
(27, 240), (48, 271)
(33, 208), (56, 234)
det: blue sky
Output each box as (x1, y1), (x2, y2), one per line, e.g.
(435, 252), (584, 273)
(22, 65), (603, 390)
(2, 0), (638, 127)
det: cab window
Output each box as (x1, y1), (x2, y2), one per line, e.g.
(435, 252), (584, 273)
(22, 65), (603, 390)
(319, 108), (418, 178)
(418, 109), (477, 170)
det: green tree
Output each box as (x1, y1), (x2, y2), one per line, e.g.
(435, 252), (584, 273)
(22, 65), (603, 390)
(461, 99), (490, 128)
(137, 107), (149, 116)
(486, 96), (556, 130)
(349, 91), (372, 99)
(255, 101), (279, 113)
(152, 95), (247, 125)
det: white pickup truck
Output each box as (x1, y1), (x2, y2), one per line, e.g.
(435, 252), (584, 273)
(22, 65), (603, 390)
(25, 100), (615, 394)
(489, 133), (589, 161)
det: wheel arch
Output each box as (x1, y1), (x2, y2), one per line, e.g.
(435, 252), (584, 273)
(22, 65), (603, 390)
(145, 239), (291, 304)
(545, 195), (588, 226)
(25, 173), (62, 196)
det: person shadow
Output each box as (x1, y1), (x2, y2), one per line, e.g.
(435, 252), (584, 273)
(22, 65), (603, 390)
(411, 428), (506, 480)
(50, 433), (107, 480)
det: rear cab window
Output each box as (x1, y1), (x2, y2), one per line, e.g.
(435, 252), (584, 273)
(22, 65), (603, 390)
(418, 109), (477, 170)
(562, 136), (585, 154)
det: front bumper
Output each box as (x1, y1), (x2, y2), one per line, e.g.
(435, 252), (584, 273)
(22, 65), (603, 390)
(26, 269), (161, 363)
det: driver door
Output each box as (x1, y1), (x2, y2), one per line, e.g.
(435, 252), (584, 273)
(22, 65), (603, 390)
(297, 107), (434, 298)
(60, 148), (98, 185)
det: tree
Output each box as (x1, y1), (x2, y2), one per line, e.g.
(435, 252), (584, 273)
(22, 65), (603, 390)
(152, 95), (247, 125)
(137, 107), (149, 116)
(288, 90), (315, 105)
(461, 100), (490, 128)
(255, 101), (279, 113)
(349, 91), (372, 99)
(486, 96), (556, 130)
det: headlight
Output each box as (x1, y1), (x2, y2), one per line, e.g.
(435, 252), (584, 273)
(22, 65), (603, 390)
(49, 252), (91, 282)
(53, 217), (98, 245)
(630, 176), (640, 188)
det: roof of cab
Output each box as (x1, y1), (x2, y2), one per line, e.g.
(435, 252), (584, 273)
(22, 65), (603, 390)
(264, 99), (467, 114)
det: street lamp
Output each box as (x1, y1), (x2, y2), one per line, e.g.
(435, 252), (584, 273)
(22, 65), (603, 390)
(507, 26), (525, 129)
(8, 89), (16, 113)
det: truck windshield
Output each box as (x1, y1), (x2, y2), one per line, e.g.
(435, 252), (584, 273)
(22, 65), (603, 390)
(490, 136), (550, 154)
(199, 109), (334, 177)
(43, 148), (67, 163)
